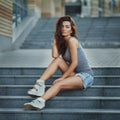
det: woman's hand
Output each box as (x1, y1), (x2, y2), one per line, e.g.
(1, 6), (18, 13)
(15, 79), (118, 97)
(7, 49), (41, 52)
(53, 77), (64, 85)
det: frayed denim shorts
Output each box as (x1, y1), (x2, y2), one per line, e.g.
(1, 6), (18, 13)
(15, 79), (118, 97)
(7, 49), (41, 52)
(75, 72), (94, 89)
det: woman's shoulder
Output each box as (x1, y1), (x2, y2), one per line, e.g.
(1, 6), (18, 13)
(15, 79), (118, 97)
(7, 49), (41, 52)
(69, 37), (79, 48)
(69, 36), (77, 41)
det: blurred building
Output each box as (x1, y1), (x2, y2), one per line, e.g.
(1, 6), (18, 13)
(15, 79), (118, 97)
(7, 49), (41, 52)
(0, 0), (120, 52)
(65, 0), (120, 17)
(90, 0), (120, 17)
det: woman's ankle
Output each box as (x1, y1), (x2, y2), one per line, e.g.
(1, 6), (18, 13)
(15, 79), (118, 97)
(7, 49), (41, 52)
(37, 97), (46, 103)
(37, 79), (45, 84)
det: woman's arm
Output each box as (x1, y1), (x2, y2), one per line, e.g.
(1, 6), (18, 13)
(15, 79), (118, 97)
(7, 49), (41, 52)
(61, 38), (78, 79)
(52, 39), (60, 58)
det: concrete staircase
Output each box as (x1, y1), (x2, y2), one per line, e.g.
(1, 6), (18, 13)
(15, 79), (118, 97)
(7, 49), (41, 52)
(20, 17), (120, 49)
(0, 16), (120, 120)
(0, 67), (120, 120)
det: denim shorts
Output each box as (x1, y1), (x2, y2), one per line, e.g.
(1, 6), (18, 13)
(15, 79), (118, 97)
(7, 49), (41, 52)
(75, 72), (94, 89)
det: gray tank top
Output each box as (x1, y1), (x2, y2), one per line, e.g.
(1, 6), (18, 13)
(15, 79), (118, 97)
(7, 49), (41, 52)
(62, 44), (93, 76)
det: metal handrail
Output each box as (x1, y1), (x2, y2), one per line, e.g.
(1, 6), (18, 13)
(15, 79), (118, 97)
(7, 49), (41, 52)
(13, 0), (28, 27)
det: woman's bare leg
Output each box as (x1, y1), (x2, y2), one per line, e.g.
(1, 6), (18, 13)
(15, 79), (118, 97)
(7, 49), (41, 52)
(42, 76), (84, 101)
(28, 57), (74, 96)
(40, 57), (74, 81)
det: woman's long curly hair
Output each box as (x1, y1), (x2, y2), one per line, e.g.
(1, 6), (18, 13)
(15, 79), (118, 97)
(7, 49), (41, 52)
(54, 15), (78, 55)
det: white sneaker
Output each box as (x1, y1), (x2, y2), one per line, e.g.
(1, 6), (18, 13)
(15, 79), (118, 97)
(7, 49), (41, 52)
(24, 98), (45, 110)
(28, 79), (45, 96)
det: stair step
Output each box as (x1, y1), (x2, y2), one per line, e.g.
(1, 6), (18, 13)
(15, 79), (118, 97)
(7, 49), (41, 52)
(0, 85), (120, 96)
(21, 41), (120, 49)
(0, 96), (120, 109)
(0, 67), (120, 75)
(0, 108), (120, 120)
(21, 43), (52, 49)
(1, 16), (120, 120)
(0, 75), (120, 85)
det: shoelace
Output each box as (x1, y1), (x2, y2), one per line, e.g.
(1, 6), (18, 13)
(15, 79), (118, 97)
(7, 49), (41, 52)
(32, 99), (41, 104)
(32, 82), (43, 91)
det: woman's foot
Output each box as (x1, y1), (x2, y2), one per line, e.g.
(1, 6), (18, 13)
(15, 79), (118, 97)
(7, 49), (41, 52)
(28, 79), (45, 96)
(24, 98), (45, 110)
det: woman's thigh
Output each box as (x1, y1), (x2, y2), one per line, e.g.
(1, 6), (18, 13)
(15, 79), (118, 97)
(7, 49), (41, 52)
(58, 76), (84, 90)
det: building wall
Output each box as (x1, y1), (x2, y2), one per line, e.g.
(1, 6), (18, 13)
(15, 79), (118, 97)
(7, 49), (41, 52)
(54, 0), (65, 17)
(0, 0), (13, 51)
(0, 0), (13, 38)
(119, 0), (120, 12)
(81, 0), (91, 17)
(41, 0), (54, 17)
(103, 0), (112, 16)
(114, 0), (120, 13)
(91, 0), (99, 17)
(28, 0), (42, 17)
(90, 0), (120, 17)
(41, 0), (65, 17)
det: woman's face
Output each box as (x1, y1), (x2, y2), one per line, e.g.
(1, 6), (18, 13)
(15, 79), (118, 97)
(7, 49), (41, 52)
(61, 21), (72, 37)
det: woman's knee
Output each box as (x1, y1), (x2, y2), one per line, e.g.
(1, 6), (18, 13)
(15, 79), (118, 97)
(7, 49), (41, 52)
(53, 82), (64, 90)
(57, 81), (68, 90)
(52, 56), (63, 64)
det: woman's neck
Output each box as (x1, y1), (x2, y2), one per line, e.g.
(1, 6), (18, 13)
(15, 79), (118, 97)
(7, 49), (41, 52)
(64, 35), (71, 42)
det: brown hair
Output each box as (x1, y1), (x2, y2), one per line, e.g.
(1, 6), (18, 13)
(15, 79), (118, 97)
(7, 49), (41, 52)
(54, 15), (77, 55)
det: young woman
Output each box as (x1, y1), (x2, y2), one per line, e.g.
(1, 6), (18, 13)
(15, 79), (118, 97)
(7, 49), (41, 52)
(24, 15), (94, 110)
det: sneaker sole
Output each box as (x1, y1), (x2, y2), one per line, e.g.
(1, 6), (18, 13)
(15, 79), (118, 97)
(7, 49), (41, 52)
(28, 91), (44, 97)
(24, 104), (39, 110)
(28, 92), (41, 97)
